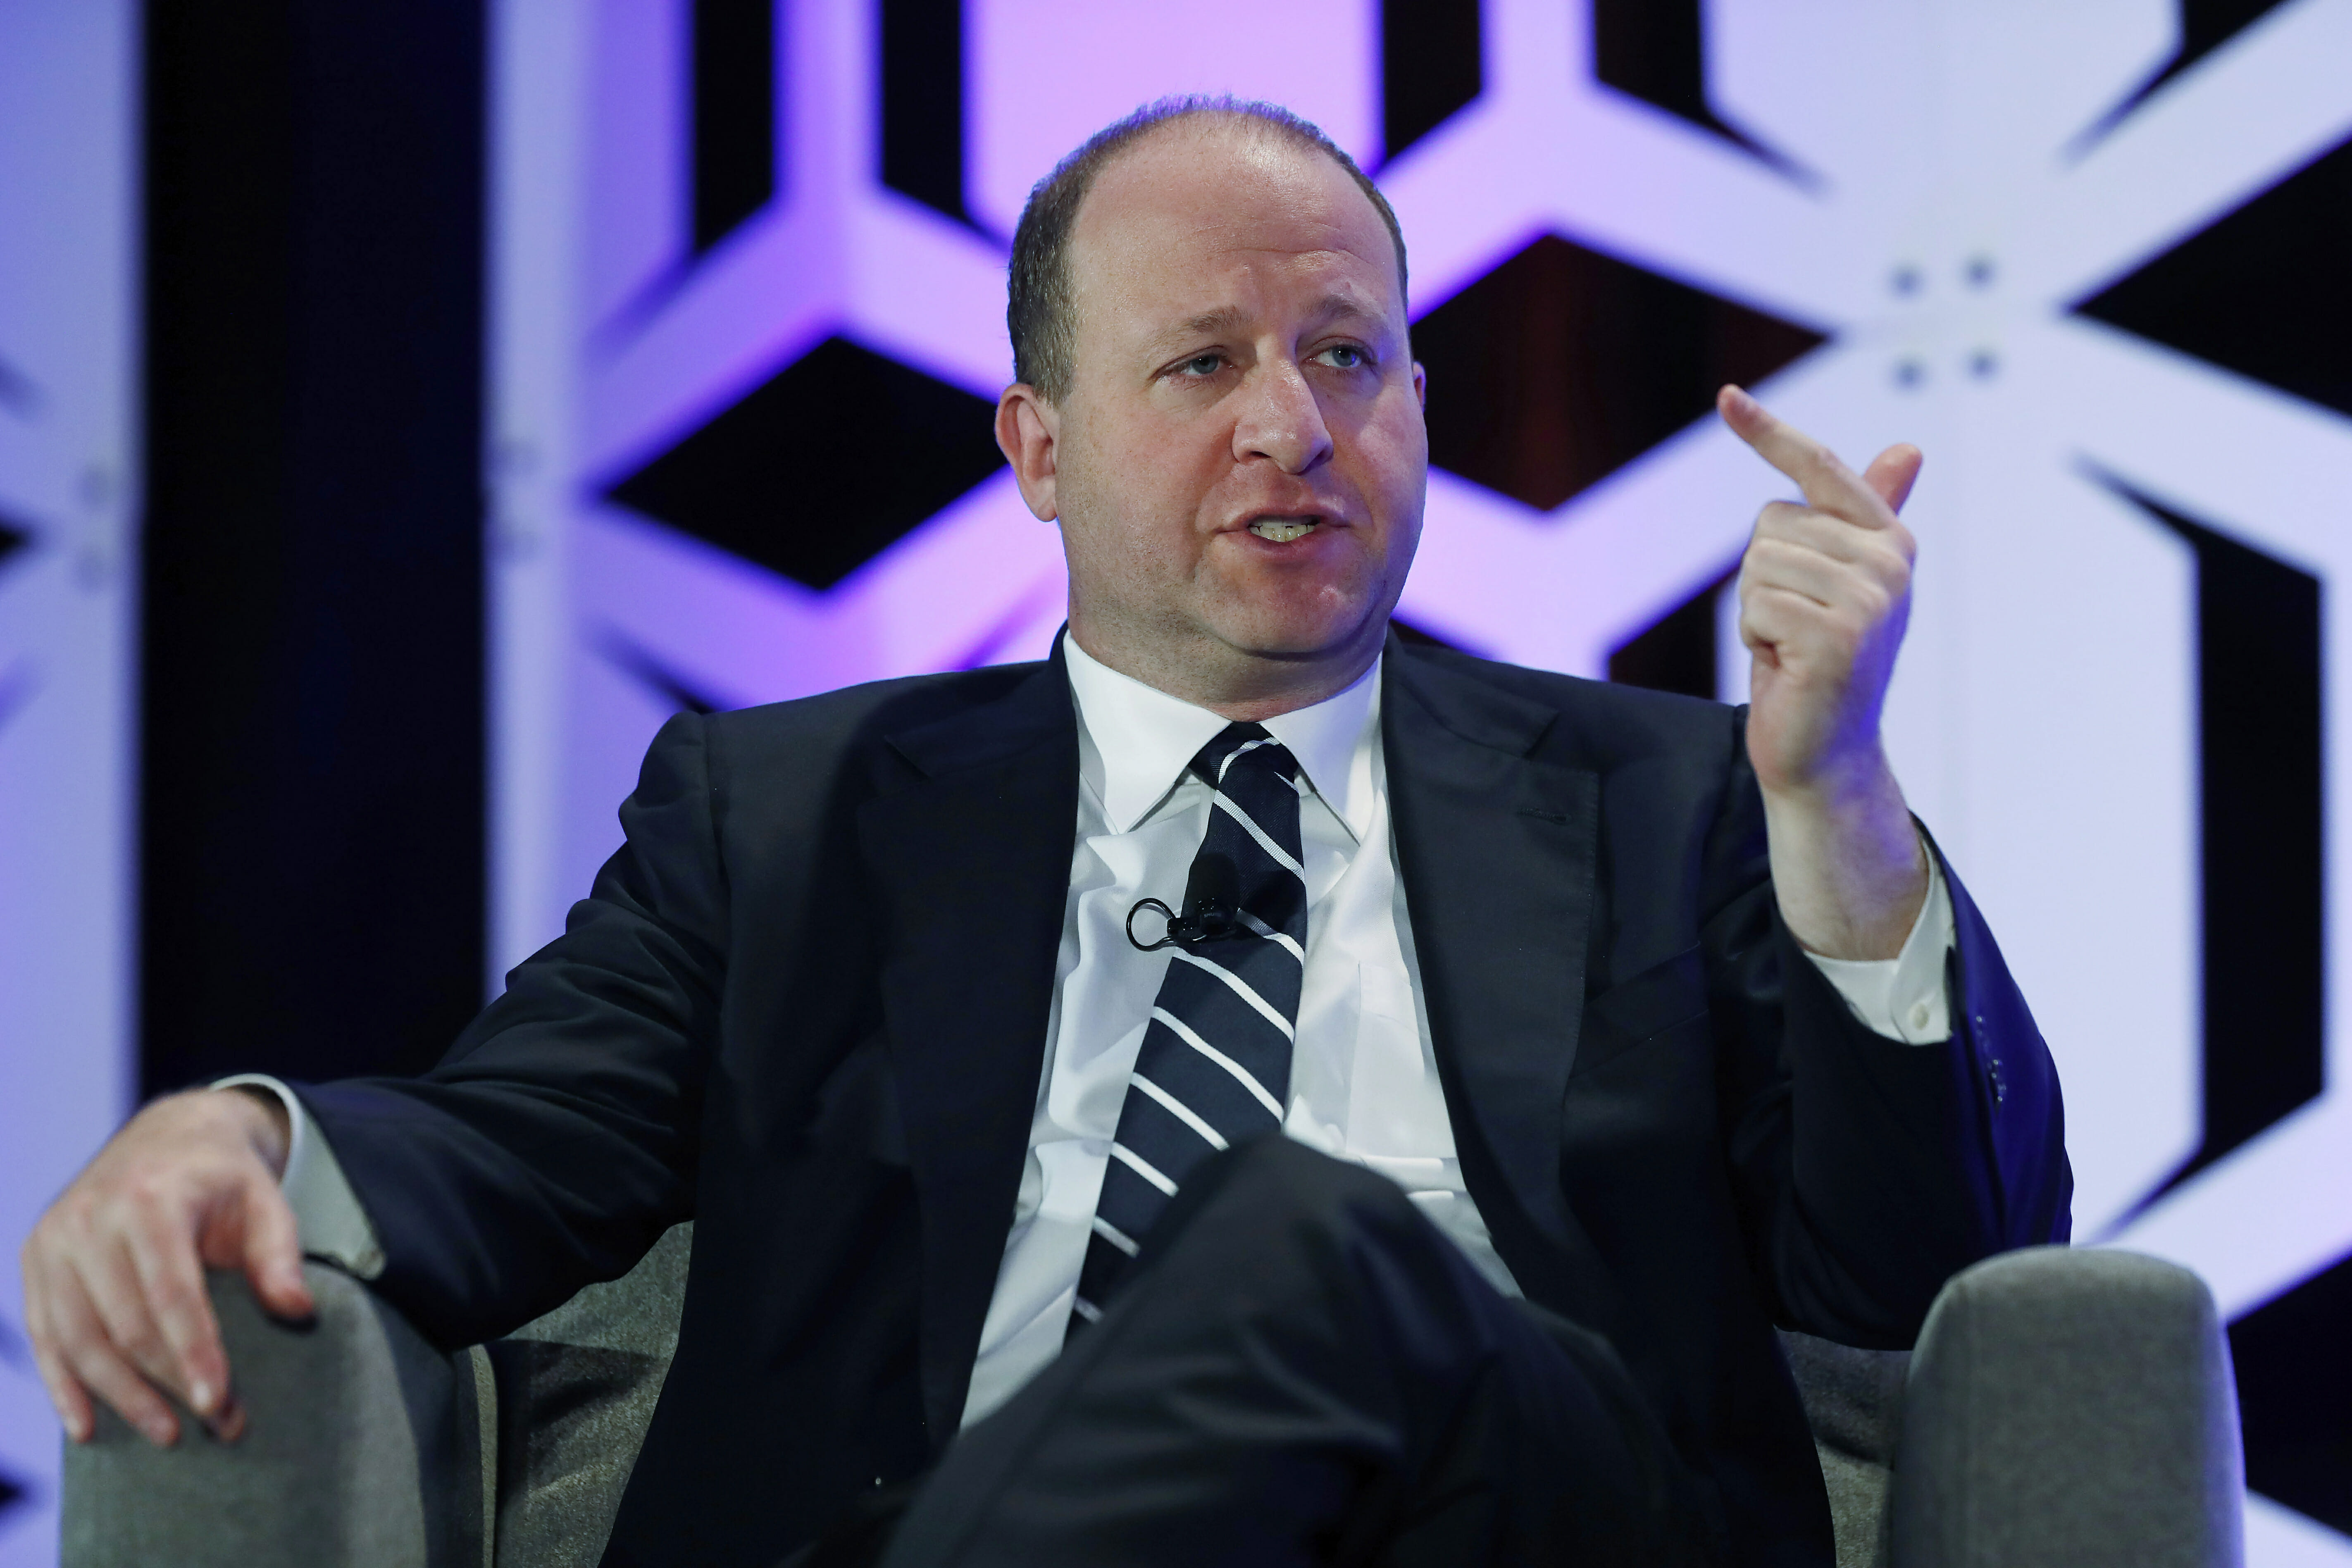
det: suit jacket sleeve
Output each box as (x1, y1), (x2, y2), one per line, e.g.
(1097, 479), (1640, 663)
(1706, 717), (2071, 1350)
(289, 710), (724, 1346)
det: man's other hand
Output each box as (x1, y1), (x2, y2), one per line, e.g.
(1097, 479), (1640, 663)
(1716, 385), (1928, 960)
(19, 1088), (311, 1446)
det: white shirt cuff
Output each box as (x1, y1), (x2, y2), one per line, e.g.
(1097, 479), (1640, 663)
(1801, 848), (1955, 1044)
(212, 1075), (386, 1279)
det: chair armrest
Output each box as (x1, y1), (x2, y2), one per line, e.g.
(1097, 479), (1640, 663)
(1891, 1245), (2244, 1568)
(60, 1261), (490, 1568)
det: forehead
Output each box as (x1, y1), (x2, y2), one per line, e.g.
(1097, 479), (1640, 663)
(1066, 122), (1401, 326)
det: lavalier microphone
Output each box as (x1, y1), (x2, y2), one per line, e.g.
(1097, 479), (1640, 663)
(1125, 853), (1242, 951)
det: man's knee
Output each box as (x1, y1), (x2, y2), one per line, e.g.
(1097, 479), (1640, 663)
(1137, 1134), (1434, 1274)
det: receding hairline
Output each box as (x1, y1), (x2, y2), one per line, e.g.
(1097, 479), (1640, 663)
(1004, 96), (1408, 403)
(1062, 110), (1408, 299)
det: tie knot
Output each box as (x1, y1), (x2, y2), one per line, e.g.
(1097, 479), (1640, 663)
(1192, 722), (1297, 791)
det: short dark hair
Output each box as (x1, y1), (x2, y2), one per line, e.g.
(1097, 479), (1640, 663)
(1006, 95), (1409, 404)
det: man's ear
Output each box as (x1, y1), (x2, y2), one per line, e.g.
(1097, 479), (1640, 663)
(996, 384), (1060, 522)
(1412, 361), (1427, 409)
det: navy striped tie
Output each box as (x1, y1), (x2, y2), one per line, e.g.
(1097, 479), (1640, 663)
(1072, 722), (1308, 1331)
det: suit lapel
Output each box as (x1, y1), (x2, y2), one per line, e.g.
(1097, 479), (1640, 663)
(858, 651), (1079, 1446)
(1382, 645), (1599, 1282)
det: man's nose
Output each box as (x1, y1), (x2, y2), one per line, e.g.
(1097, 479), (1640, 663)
(1232, 360), (1334, 474)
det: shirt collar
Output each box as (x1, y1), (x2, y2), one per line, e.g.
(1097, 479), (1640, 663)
(1063, 634), (1381, 839)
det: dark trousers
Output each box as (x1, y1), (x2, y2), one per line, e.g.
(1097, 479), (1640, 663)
(803, 1137), (1720, 1568)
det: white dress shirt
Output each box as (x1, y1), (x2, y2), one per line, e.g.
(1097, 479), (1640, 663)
(241, 639), (1956, 1430)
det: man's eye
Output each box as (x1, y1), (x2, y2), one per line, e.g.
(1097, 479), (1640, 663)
(1321, 345), (1368, 369)
(1179, 354), (1222, 377)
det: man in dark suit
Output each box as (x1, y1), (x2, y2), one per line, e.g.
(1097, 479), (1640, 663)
(22, 99), (2066, 1567)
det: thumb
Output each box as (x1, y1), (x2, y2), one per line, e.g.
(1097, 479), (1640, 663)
(240, 1177), (313, 1320)
(1863, 443), (1923, 513)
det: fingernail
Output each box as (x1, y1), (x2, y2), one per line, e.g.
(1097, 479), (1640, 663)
(190, 1379), (214, 1414)
(1728, 386), (1756, 412)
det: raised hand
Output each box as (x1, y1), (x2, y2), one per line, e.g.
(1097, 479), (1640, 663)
(1716, 385), (1928, 960)
(19, 1088), (312, 1446)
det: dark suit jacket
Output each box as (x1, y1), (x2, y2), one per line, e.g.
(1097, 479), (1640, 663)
(299, 636), (2069, 1568)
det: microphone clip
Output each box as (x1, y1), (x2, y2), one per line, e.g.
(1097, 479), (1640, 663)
(1127, 851), (1245, 952)
(1125, 895), (1239, 951)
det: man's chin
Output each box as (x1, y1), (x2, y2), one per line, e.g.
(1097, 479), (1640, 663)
(1203, 605), (1392, 666)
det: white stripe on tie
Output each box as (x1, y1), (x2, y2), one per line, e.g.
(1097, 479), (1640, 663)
(1211, 791), (1306, 877)
(1216, 736), (1282, 782)
(1071, 1296), (1103, 1323)
(1110, 1140), (1180, 1196)
(1130, 1073), (1230, 1151)
(1236, 909), (1305, 963)
(1091, 1215), (1141, 1257)
(1170, 949), (1297, 1041)
(1149, 1006), (1285, 1120)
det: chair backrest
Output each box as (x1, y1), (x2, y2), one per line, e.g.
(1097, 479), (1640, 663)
(1781, 1329), (1910, 1568)
(479, 1222), (691, 1568)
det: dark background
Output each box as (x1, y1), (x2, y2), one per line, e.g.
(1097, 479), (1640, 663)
(133, 0), (2349, 1531)
(142, 0), (485, 1090)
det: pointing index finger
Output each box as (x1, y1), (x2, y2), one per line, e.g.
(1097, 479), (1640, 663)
(1717, 385), (1894, 529)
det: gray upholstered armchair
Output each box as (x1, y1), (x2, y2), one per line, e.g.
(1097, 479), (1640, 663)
(58, 1234), (2244, 1568)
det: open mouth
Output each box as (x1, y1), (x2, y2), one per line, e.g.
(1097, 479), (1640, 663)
(1247, 517), (1320, 543)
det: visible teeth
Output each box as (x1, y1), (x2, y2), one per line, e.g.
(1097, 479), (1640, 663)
(1249, 519), (1317, 543)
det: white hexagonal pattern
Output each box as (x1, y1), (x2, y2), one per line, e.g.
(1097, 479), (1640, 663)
(489, 8), (2352, 1551)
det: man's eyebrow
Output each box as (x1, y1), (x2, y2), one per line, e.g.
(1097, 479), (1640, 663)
(1162, 305), (1253, 343)
(1302, 293), (1389, 331)
(1152, 294), (1392, 350)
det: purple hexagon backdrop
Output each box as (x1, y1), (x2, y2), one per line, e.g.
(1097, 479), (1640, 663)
(485, 4), (2352, 1558)
(0, 6), (139, 1562)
